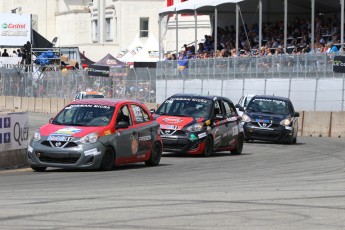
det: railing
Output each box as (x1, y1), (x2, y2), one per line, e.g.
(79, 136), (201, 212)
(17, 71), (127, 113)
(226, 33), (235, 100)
(156, 53), (339, 79)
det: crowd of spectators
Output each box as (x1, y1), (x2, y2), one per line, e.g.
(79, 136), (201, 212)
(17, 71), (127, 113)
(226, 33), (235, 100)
(164, 14), (342, 62)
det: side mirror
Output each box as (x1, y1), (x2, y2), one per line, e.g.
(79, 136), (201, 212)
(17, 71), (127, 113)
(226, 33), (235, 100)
(239, 107), (245, 112)
(150, 109), (156, 114)
(215, 114), (225, 120)
(116, 121), (129, 129)
(235, 104), (240, 108)
(49, 118), (53, 123)
(294, 112), (300, 117)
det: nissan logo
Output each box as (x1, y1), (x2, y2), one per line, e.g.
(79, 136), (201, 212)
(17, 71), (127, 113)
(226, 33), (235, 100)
(55, 141), (62, 147)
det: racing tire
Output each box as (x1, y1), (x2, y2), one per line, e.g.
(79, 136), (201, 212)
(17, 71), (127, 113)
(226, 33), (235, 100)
(202, 136), (213, 157)
(145, 142), (162, 166)
(231, 134), (244, 155)
(100, 147), (115, 171)
(30, 165), (47, 172)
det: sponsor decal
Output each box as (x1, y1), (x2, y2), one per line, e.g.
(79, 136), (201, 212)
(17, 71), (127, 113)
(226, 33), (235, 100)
(139, 135), (151, 142)
(84, 148), (100, 156)
(198, 132), (207, 139)
(227, 117), (237, 122)
(233, 126), (239, 135)
(130, 134), (139, 155)
(160, 124), (179, 130)
(164, 98), (208, 103)
(47, 127), (82, 141)
(104, 130), (111, 135)
(162, 117), (183, 124)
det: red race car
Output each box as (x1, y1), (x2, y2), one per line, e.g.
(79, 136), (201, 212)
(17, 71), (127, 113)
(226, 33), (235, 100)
(27, 99), (162, 171)
(153, 94), (244, 157)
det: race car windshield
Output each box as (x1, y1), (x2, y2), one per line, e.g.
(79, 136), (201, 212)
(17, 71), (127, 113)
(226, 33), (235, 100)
(52, 104), (115, 126)
(156, 97), (212, 118)
(246, 98), (290, 115)
(85, 94), (105, 99)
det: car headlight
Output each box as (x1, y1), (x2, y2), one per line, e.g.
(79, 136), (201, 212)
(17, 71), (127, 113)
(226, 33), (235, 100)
(33, 129), (41, 141)
(187, 122), (204, 132)
(242, 114), (251, 122)
(280, 118), (291, 126)
(80, 132), (99, 144)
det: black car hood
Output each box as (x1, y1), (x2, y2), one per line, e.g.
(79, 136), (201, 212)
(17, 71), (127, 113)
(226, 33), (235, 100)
(246, 111), (289, 124)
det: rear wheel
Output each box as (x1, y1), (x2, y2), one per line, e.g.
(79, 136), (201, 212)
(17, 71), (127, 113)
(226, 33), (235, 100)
(30, 165), (47, 172)
(202, 136), (213, 157)
(231, 134), (244, 155)
(145, 142), (162, 166)
(100, 147), (115, 171)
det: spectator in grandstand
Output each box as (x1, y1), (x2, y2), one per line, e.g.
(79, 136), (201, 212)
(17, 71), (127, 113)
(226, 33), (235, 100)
(17, 49), (22, 57)
(325, 42), (339, 53)
(2, 49), (9, 57)
(12, 50), (18, 57)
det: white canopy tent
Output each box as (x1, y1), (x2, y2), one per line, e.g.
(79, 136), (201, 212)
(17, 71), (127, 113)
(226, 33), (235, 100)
(158, 0), (345, 60)
(117, 34), (143, 62)
(126, 33), (159, 63)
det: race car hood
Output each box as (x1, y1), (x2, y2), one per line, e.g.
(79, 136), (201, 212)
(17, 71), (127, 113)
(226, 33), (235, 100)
(155, 115), (203, 130)
(246, 112), (289, 124)
(38, 124), (106, 138)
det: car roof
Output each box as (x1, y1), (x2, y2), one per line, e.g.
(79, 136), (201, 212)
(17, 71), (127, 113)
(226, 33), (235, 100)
(252, 95), (290, 101)
(69, 98), (143, 107)
(79, 91), (104, 95)
(170, 93), (233, 103)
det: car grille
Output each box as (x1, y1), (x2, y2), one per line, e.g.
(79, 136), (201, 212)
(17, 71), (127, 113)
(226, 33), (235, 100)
(41, 141), (79, 148)
(161, 129), (185, 136)
(162, 138), (190, 150)
(36, 151), (81, 164)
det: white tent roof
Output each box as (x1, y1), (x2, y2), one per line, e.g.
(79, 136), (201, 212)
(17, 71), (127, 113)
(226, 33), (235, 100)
(117, 34), (143, 62)
(126, 34), (159, 63)
(159, 0), (244, 14)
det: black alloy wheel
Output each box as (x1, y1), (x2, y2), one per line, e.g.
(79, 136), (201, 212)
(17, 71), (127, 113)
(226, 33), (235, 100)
(231, 134), (244, 155)
(145, 142), (162, 166)
(202, 136), (213, 157)
(100, 147), (115, 171)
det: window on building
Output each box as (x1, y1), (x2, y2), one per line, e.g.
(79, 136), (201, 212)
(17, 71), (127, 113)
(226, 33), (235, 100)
(92, 19), (98, 42)
(140, 18), (149, 38)
(105, 18), (112, 41)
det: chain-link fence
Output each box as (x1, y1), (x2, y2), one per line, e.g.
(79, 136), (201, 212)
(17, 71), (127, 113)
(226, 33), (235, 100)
(1, 53), (344, 111)
(0, 65), (157, 103)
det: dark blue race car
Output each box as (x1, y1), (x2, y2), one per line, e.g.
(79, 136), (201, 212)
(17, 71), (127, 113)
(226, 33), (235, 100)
(240, 95), (299, 144)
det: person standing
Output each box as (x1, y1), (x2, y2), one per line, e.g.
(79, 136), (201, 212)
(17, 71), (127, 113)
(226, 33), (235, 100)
(2, 49), (9, 57)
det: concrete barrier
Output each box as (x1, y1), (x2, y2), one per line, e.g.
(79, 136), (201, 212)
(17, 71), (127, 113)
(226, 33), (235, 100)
(42, 98), (51, 113)
(301, 111), (331, 137)
(13, 97), (21, 109)
(5, 96), (14, 110)
(0, 96), (5, 109)
(0, 149), (28, 169)
(34, 97), (43, 113)
(28, 97), (36, 112)
(331, 112), (345, 138)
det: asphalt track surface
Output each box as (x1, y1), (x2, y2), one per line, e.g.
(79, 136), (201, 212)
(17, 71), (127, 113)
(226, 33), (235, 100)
(0, 113), (344, 229)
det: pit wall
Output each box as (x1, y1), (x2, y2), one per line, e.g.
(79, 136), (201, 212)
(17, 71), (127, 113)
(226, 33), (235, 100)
(0, 96), (344, 138)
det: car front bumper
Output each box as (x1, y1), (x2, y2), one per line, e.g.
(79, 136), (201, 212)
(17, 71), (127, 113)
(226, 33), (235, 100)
(27, 139), (106, 170)
(161, 131), (208, 154)
(243, 123), (293, 142)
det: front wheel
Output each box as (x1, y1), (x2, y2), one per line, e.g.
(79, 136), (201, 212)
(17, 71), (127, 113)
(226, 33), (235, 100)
(99, 147), (115, 171)
(231, 134), (244, 155)
(202, 136), (213, 157)
(145, 142), (162, 166)
(30, 165), (47, 172)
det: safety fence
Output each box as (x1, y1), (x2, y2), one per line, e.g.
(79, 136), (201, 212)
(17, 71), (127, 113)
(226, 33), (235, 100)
(157, 53), (340, 79)
(1, 53), (345, 111)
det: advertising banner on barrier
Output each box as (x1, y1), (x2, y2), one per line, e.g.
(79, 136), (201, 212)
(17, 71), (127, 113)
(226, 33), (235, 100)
(0, 13), (31, 46)
(333, 56), (345, 73)
(0, 111), (29, 152)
